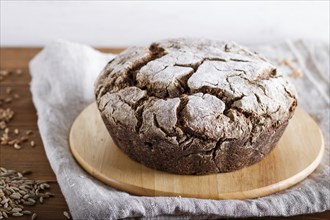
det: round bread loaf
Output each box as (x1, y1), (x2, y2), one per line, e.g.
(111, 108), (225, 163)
(95, 38), (297, 175)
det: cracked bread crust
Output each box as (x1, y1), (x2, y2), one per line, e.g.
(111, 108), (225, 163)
(95, 38), (297, 175)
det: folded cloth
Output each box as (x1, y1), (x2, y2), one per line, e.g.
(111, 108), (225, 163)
(29, 39), (329, 219)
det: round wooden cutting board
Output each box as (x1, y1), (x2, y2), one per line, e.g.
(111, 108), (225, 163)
(69, 102), (324, 200)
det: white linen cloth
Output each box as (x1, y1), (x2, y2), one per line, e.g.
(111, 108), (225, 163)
(29, 39), (329, 219)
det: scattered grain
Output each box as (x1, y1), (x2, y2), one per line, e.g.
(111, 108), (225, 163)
(15, 69), (23, 75)
(288, 70), (303, 78)
(0, 68), (54, 218)
(13, 144), (21, 150)
(63, 211), (71, 219)
(2, 212), (8, 218)
(13, 94), (20, 99)
(10, 192), (21, 199)
(279, 59), (292, 66)
(1, 108), (14, 123)
(31, 213), (37, 220)
(30, 141), (35, 147)
(0, 121), (6, 129)
(22, 210), (32, 215)
(4, 98), (12, 104)
(278, 58), (303, 79)
(12, 213), (23, 217)
(5, 87), (12, 95)
(11, 208), (22, 212)
(27, 198), (36, 204)
(20, 136), (28, 142)
(42, 183), (50, 189)
(0, 167), (54, 219)
(0, 70), (9, 76)
(45, 192), (54, 197)
(0, 101), (36, 149)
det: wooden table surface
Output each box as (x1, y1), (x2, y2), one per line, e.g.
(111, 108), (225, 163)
(0, 48), (329, 220)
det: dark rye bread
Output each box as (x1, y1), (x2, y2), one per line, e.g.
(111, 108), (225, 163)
(95, 38), (297, 175)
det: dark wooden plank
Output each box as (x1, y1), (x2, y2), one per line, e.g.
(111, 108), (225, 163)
(0, 48), (328, 219)
(1, 48), (66, 220)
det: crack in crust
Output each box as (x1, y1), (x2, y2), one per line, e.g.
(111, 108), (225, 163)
(95, 38), (298, 175)
(127, 43), (167, 87)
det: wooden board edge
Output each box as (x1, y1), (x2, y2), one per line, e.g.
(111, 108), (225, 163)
(69, 103), (325, 200)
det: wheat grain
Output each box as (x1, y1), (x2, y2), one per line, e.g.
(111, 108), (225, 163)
(0, 167), (54, 219)
(31, 213), (37, 220)
(63, 211), (71, 219)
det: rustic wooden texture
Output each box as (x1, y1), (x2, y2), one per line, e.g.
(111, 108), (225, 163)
(0, 48), (329, 219)
(0, 48), (118, 220)
(70, 103), (324, 200)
